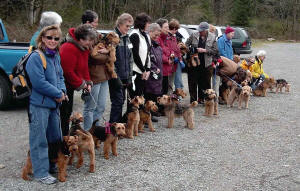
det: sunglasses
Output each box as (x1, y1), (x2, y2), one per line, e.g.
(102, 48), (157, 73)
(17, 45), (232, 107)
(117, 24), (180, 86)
(45, 36), (60, 41)
(169, 28), (178, 31)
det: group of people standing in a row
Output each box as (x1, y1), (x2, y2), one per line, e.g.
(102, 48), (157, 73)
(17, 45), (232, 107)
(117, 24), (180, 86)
(25, 10), (269, 184)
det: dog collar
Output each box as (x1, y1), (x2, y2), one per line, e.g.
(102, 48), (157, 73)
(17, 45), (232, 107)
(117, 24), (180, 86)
(105, 122), (111, 134)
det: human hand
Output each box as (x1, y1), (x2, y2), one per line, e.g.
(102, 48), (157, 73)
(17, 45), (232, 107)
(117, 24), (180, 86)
(55, 94), (64, 103)
(98, 47), (109, 54)
(156, 68), (160, 74)
(145, 71), (150, 80)
(197, 48), (206, 53)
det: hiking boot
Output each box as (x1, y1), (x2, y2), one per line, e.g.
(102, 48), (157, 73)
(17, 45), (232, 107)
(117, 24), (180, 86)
(36, 175), (57, 185)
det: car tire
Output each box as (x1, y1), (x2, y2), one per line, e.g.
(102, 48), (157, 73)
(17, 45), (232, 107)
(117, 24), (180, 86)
(0, 74), (12, 109)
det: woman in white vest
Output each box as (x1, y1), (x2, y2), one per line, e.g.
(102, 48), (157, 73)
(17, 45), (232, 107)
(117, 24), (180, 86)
(129, 13), (152, 96)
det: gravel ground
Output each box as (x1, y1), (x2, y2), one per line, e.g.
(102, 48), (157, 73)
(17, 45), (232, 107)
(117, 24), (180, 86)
(0, 42), (299, 191)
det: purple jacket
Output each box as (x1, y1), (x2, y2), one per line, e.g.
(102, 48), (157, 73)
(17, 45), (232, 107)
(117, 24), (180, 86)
(145, 40), (163, 95)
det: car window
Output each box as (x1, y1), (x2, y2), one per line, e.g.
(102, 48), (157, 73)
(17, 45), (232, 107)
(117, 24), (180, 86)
(233, 30), (241, 39)
(240, 29), (249, 38)
(221, 29), (225, 34)
(0, 26), (4, 40)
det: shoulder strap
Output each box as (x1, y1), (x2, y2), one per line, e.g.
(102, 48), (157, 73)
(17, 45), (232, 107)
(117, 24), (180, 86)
(35, 50), (47, 69)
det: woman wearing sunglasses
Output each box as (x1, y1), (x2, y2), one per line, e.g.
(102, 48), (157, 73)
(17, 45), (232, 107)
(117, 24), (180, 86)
(25, 25), (67, 184)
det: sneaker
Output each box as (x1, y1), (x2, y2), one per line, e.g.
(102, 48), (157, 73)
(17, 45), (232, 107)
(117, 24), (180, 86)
(36, 175), (57, 185)
(151, 116), (158, 123)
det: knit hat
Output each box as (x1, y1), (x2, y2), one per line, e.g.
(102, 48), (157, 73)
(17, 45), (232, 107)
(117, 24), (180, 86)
(225, 26), (234, 34)
(198, 22), (209, 32)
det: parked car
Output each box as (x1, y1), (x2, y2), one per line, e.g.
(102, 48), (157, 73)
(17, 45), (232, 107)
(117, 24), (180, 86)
(0, 19), (29, 109)
(215, 26), (252, 55)
(180, 24), (252, 55)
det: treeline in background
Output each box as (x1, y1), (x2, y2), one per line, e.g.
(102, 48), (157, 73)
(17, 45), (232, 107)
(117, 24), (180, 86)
(1, 0), (300, 41)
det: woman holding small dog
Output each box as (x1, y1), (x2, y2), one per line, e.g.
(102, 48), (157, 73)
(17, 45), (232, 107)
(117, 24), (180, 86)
(129, 13), (152, 96)
(26, 25), (66, 184)
(81, 10), (111, 131)
(60, 24), (97, 136)
(109, 13), (134, 123)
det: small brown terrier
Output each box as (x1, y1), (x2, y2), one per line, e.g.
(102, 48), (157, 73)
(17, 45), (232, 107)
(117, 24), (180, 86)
(21, 136), (79, 182)
(89, 120), (126, 159)
(122, 96), (145, 139)
(173, 88), (187, 99)
(138, 100), (158, 133)
(253, 77), (276, 97)
(204, 89), (218, 116)
(238, 85), (252, 109)
(157, 95), (198, 129)
(68, 112), (95, 173)
(178, 42), (188, 56)
(91, 32), (120, 78)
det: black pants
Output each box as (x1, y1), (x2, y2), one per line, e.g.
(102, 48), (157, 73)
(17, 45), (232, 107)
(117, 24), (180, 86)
(133, 72), (146, 96)
(162, 76), (169, 95)
(109, 79), (132, 123)
(187, 65), (213, 103)
(60, 87), (74, 136)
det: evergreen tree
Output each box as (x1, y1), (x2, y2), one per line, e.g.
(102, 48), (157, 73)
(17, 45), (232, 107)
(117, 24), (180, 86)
(230, 0), (252, 26)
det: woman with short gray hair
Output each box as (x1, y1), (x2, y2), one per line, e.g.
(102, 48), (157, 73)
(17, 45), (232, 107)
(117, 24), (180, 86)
(144, 23), (163, 120)
(30, 11), (62, 48)
(116, 13), (134, 27)
(109, 13), (134, 124)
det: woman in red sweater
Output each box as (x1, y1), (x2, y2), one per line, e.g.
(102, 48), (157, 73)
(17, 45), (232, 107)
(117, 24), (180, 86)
(59, 24), (97, 136)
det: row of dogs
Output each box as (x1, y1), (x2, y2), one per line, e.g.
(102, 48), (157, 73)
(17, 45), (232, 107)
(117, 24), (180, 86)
(21, 77), (290, 182)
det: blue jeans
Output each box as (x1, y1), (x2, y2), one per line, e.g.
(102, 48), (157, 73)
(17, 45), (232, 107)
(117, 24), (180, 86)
(174, 65), (184, 89)
(83, 81), (109, 130)
(28, 104), (62, 178)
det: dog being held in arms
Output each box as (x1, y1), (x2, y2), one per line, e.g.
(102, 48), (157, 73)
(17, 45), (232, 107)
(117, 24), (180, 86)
(157, 95), (198, 129)
(138, 100), (158, 133)
(204, 89), (218, 116)
(21, 135), (79, 182)
(121, 96), (145, 139)
(89, 119), (126, 159)
(91, 32), (120, 79)
(68, 112), (95, 173)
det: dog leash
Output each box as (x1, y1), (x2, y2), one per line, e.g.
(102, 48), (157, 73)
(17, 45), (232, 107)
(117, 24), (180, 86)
(219, 72), (242, 89)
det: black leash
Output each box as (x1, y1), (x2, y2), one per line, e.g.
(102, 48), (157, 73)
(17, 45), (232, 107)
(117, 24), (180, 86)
(219, 72), (242, 89)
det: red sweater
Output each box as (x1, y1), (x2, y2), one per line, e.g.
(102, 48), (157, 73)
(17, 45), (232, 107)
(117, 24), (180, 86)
(157, 33), (181, 76)
(60, 28), (91, 89)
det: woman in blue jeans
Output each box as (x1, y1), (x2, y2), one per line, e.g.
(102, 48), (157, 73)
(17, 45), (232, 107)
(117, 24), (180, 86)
(26, 25), (67, 184)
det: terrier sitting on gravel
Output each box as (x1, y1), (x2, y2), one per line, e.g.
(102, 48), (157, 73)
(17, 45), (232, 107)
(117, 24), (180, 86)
(138, 100), (158, 133)
(21, 135), (79, 182)
(157, 95), (198, 129)
(68, 112), (95, 173)
(204, 89), (218, 116)
(89, 119), (126, 159)
(121, 96), (145, 139)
